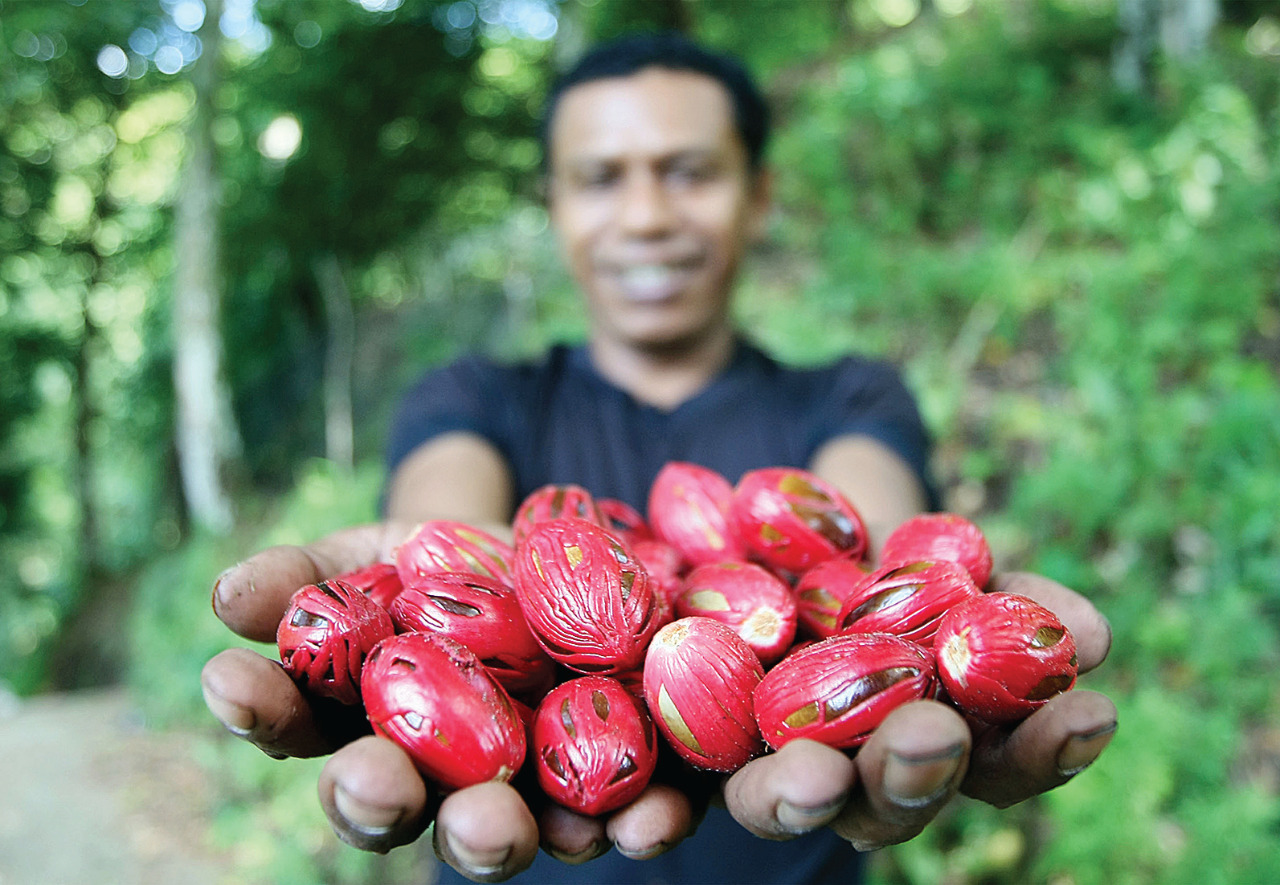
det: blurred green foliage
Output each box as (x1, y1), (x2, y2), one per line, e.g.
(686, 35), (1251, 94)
(3, 0), (1279, 882)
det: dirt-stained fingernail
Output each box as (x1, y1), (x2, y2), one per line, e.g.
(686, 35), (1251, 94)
(545, 841), (606, 865)
(1057, 722), (1117, 776)
(442, 830), (512, 878)
(333, 784), (402, 837)
(201, 684), (255, 736)
(776, 796), (846, 833)
(615, 839), (673, 861)
(883, 745), (964, 808)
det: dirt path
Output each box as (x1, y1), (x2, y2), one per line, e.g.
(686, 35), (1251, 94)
(0, 688), (231, 885)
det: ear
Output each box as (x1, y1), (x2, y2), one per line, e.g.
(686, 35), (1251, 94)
(746, 166), (775, 243)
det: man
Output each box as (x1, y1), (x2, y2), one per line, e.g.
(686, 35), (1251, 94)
(202, 33), (1116, 883)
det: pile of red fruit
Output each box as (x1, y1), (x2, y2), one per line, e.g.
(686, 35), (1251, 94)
(276, 462), (1079, 815)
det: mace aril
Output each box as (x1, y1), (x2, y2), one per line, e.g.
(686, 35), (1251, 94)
(837, 560), (980, 648)
(754, 632), (936, 751)
(513, 517), (661, 675)
(642, 617), (764, 772)
(333, 561), (403, 610)
(387, 572), (555, 701)
(794, 558), (871, 640)
(394, 520), (515, 588)
(532, 676), (659, 816)
(360, 632), (526, 791)
(277, 579), (395, 706)
(597, 497), (653, 546)
(881, 513), (994, 589)
(730, 467), (868, 575)
(934, 592), (1078, 724)
(676, 561), (797, 667)
(512, 484), (606, 547)
(647, 462), (747, 568)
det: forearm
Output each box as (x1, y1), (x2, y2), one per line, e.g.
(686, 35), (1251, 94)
(808, 434), (930, 557)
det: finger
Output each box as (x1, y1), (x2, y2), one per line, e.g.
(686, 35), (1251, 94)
(434, 781), (539, 882)
(989, 572), (1112, 672)
(318, 735), (431, 853)
(201, 647), (351, 758)
(213, 522), (413, 642)
(537, 804), (610, 865)
(723, 740), (856, 840)
(962, 689), (1117, 808)
(604, 783), (696, 861)
(829, 699), (971, 851)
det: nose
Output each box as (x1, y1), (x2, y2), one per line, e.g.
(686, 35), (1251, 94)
(618, 170), (676, 237)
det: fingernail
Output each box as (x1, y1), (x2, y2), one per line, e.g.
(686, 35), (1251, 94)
(883, 745), (965, 808)
(615, 840), (672, 861)
(333, 784), (402, 837)
(1057, 722), (1117, 777)
(545, 841), (605, 865)
(443, 830), (511, 877)
(201, 684), (255, 737)
(776, 796), (847, 833)
(212, 567), (238, 612)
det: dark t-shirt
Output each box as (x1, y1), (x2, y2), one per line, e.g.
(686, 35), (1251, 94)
(387, 340), (935, 513)
(384, 339), (935, 885)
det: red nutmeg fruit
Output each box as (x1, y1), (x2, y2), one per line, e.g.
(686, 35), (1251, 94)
(676, 561), (797, 667)
(394, 520), (515, 587)
(755, 632), (936, 751)
(277, 579), (395, 706)
(513, 518), (661, 675)
(512, 484), (606, 547)
(934, 592), (1078, 724)
(647, 462), (747, 568)
(332, 561), (404, 610)
(730, 467), (868, 575)
(387, 572), (555, 701)
(837, 560), (980, 648)
(361, 632), (526, 791)
(794, 558), (872, 640)
(532, 676), (659, 816)
(642, 617), (764, 772)
(881, 513), (994, 589)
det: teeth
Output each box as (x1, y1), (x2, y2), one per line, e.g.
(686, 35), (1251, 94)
(620, 265), (678, 288)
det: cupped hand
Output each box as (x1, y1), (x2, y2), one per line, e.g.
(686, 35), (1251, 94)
(200, 523), (700, 881)
(723, 571), (1117, 849)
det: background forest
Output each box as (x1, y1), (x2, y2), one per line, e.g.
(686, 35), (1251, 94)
(2, 0), (1279, 882)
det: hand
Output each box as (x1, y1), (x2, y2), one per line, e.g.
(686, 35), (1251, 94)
(722, 571), (1117, 849)
(200, 524), (702, 881)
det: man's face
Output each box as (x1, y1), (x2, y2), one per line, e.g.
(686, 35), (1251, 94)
(546, 67), (770, 353)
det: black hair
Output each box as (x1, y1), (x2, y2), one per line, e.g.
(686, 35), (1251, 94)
(539, 31), (771, 171)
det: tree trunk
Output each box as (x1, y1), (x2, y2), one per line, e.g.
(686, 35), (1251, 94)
(1113, 0), (1219, 93)
(314, 253), (355, 470)
(173, 0), (240, 533)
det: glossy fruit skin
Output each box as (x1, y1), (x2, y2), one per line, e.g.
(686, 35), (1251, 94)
(361, 632), (526, 790)
(647, 462), (747, 567)
(333, 562), (403, 610)
(277, 579), (395, 706)
(754, 632), (936, 751)
(394, 520), (515, 588)
(837, 560), (980, 648)
(513, 518), (662, 675)
(676, 561), (797, 667)
(881, 513), (994, 589)
(730, 467), (868, 575)
(794, 558), (871, 640)
(387, 572), (555, 700)
(532, 676), (659, 816)
(642, 617), (764, 772)
(512, 484), (606, 547)
(934, 592), (1078, 724)
(597, 497), (653, 546)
